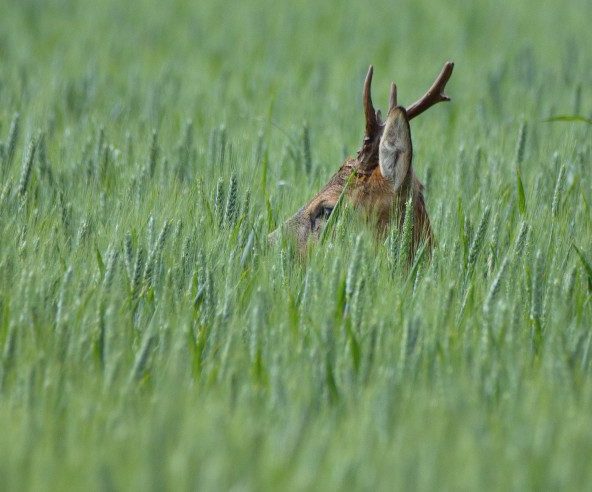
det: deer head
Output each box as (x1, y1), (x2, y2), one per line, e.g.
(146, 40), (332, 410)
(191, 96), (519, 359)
(270, 62), (454, 256)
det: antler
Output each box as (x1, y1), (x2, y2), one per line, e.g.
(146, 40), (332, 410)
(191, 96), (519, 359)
(388, 82), (398, 113)
(405, 61), (454, 120)
(363, 65), (379, 135)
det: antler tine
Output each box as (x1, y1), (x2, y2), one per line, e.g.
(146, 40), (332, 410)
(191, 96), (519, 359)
(388, 82), (398, 113)
(406, 61), (454, 120)
(363, 65), (378, 135)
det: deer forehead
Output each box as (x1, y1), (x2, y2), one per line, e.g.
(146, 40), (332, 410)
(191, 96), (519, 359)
(301, 182), (344, 215)
(351, 167), (397, 206)
(301, 167), (394, 214)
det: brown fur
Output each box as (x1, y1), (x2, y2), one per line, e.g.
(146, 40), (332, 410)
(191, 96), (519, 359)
(271, 157), (433, 256)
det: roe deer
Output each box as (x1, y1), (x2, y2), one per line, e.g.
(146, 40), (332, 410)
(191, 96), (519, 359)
(270, 62), (454, 256)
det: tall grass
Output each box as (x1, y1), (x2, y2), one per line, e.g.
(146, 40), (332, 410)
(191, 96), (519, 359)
(0, 0), (591, 490)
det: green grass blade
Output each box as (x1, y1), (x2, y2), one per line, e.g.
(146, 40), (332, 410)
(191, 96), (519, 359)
(544, 115), (592, 124)
(573, 244), (592, 294)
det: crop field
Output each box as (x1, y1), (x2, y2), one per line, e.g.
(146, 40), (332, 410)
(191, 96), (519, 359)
(0, 0), (591, 490)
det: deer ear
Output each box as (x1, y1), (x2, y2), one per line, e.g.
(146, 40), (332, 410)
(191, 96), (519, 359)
(378, 107), (412, 191)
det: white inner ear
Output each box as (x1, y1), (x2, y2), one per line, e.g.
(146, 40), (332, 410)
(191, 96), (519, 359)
(379, 109), (412, 191)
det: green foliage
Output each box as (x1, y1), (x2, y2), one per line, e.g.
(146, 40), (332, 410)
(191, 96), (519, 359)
(0, 0), (591, 490)
(573, 244), (592, 294)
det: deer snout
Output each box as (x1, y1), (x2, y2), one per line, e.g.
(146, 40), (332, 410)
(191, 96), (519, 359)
(267, 211), (313, 252)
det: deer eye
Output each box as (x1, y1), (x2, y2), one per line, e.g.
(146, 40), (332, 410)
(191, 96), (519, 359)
(310, 205), (334, 231)
(320, 206), (334, 220)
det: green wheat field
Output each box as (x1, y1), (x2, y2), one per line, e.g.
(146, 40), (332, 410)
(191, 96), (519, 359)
(1, 0), (591, 490)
